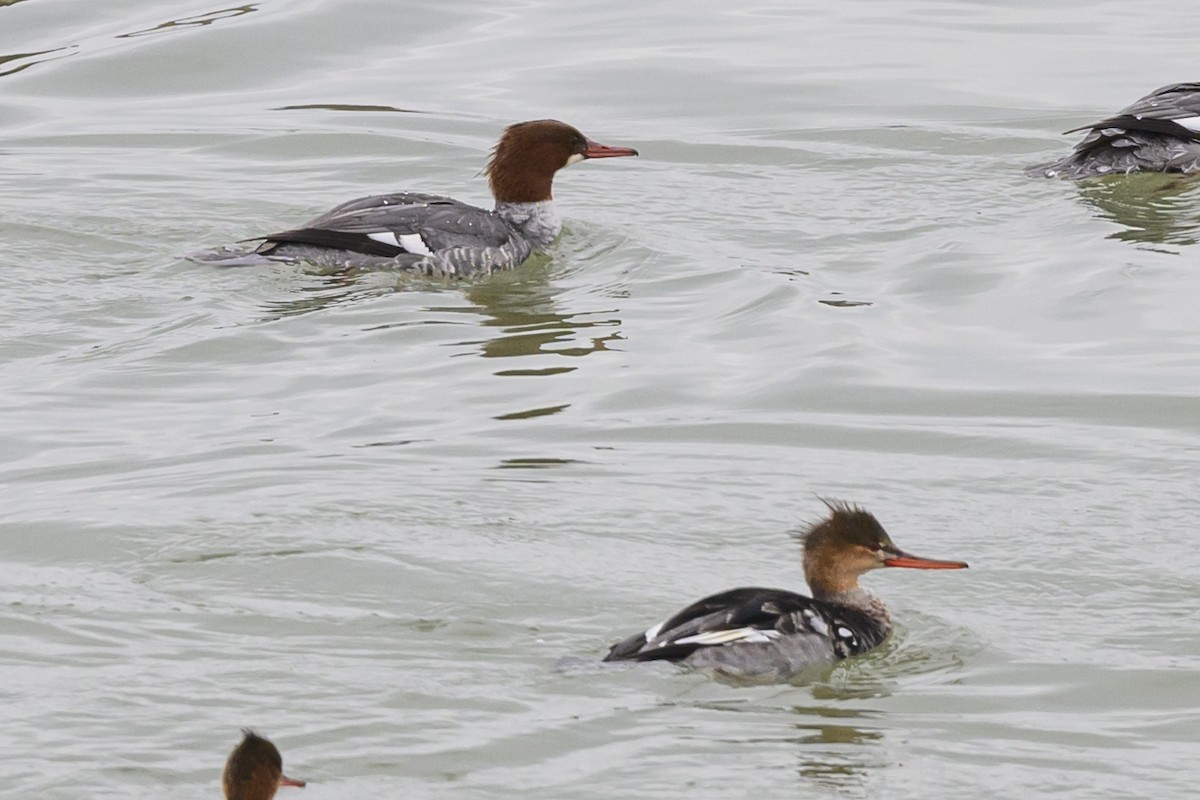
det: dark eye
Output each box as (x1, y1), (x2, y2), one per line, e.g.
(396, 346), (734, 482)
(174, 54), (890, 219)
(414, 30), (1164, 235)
(867, 543), (882, 552)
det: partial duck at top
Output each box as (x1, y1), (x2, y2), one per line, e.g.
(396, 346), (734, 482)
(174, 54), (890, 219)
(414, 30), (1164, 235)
(1028, 82), (1200, 178)
(602, 502), (968, 683)
(222, 730), (305, 800)
(192, 119), (638, 275)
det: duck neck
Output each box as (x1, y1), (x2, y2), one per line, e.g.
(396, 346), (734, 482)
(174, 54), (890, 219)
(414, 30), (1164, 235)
(496, 200), (561, 247)
(816, 586), (892, 631)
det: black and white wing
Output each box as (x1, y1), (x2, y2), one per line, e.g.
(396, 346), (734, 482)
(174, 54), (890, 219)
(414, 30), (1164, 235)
(1067, 82), (1200, 140)
(1028, 82), (1200, 177)
(603, 587), (883, 664)
(256, 192), (519, 258)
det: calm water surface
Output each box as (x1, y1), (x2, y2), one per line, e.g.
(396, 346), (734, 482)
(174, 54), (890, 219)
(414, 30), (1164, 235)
(2, 1), (1198, 798)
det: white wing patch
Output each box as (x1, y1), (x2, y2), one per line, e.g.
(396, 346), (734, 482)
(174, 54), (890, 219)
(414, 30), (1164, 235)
(801, 608), (829, 636)
(1174, 115), (1200, 133)
(367, 232), (400, 247)
(398, 233), (433, 255)
(367, 231), (433, 255)
(672, 627), (781, 647)
(643, 620), (666, 643)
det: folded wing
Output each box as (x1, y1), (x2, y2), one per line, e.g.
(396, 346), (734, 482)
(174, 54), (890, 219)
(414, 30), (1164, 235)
(256, 193), (519, 259)
(603, 587), (884, 664)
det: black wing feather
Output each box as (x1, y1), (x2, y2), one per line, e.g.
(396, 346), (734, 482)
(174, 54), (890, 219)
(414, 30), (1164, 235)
(1065, 83), (1200, 139)
(1066, 114), (1200, 142)
(252, 191), (517, 255)
(257, 228), (406, 257)
(653, 587), (802, 637)
(604, 586), (886, 664)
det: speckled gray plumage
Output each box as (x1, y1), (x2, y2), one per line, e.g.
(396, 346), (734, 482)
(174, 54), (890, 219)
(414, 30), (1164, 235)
(602, 585), (889, 681)
(191, 196), (558, 276)
(679, 635), (840, 684)
(1028, 82), (1200, 178)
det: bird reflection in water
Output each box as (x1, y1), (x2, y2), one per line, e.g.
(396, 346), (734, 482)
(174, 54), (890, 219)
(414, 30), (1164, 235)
(789, 704), (886, 792)
(251, 269), (406, 320)
(454, 275), (625, 363)
(695, 698), (886, 794)
(1074, 173), (1200, 248)
(247, 258), (626, 447)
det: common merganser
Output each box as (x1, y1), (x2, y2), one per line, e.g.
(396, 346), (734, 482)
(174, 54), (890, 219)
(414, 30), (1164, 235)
(602, 503), (968, 683)
(192, 119), (638, 275)
(1028, 82), (1200, 178)
(222, 730), (305, 800)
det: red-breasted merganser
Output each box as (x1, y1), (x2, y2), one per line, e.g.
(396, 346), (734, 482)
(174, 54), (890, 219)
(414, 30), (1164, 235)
(1028, 82), (1200, 178)
(222, 730), (305, 800)
(192, 119), (638, 275)
(602, 503), (968, 682)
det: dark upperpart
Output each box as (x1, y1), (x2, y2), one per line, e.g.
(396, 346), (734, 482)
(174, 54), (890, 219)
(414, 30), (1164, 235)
(485, 119), (639, 204)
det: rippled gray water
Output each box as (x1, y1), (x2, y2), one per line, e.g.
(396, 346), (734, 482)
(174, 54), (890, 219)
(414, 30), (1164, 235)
(3, 1), (1199, 798)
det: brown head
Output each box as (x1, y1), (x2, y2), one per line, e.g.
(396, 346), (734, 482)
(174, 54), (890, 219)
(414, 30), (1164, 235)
(801, 502), (968, 599)
(222, 730), (305, 800)
(485, 119), (638, 204)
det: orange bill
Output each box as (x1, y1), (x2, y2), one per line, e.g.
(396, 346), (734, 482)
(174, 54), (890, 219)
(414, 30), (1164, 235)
(884, 550), (969, 570)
